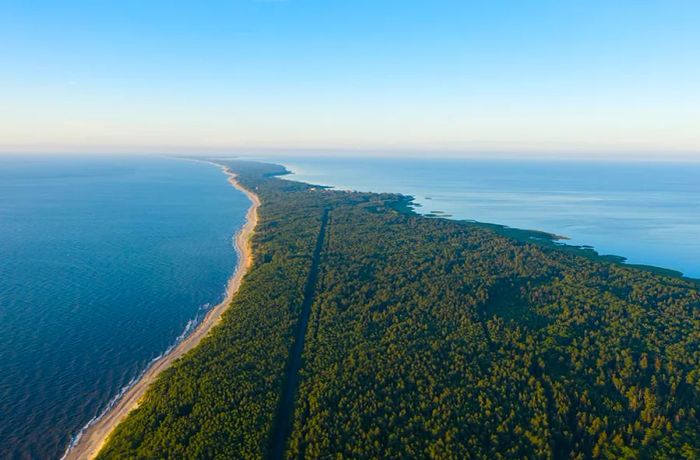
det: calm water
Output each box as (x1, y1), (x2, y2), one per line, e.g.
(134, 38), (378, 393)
(0, 155), (248, 459)
(272, 157), (700, 279)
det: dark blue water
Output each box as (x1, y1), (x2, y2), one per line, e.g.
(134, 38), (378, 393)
(273, 157), (700, 279)
(0, 155), (248, 459)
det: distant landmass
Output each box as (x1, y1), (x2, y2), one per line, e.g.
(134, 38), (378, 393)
(280, 157), (700, 279)
(93, 160), (700, 459)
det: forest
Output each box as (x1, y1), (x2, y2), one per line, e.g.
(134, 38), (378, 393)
(98, 160), (700, 459)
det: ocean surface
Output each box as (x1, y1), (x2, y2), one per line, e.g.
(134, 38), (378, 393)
(3, 155), (699, 458)
(0, 155), (248, 459)
(271, 157), (700, 279)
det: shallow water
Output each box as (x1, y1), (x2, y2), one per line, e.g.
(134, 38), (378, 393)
(0, 155), (248, 459)
(273, 157), (700, 279)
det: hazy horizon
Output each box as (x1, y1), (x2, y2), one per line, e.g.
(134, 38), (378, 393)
(2, 149), (700, 163)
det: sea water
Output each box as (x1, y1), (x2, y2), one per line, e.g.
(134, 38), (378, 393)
(3, 154), (699, 458)
(0, 155), (248, 459)
(273, 156), (700, 279)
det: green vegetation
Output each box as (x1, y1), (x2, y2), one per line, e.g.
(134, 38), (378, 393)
(99, 161), (700, 459)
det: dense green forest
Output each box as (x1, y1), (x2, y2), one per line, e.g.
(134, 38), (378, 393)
(99, 161), (700, 459)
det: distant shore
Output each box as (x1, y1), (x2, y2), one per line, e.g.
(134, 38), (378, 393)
(63, 164), (260, 460)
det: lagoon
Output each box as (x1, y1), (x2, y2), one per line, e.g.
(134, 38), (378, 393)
(274, 157), (700, 279)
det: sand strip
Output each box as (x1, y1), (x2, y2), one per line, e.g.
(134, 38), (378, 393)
(63, 165), (259, 460)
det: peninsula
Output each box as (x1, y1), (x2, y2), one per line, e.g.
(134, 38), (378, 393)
(93, 161), (700, 459)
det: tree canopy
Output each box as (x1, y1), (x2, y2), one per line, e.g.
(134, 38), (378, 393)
(99, 161), (700, 459)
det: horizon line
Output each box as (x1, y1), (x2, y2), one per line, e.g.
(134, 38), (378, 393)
(1, 145), (700, 162)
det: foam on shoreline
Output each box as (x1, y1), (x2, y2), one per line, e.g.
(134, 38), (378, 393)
(62, 163), (260, 460)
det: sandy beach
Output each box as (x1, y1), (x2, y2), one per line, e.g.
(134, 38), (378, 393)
(63, 164), (259, 460)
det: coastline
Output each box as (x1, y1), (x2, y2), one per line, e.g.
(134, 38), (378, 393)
(63, 165), (260, 460)
(280, 167), (694, 282)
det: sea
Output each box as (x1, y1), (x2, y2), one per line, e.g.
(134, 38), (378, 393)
(2, 154), (699, 458)
(270, 156), (700, 279)
(0, 155), (249, 459)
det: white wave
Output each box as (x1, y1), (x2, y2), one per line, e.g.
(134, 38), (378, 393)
(60, 299), (220, 459)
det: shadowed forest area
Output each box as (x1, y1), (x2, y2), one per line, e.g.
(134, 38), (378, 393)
(98, 161), (700, 459)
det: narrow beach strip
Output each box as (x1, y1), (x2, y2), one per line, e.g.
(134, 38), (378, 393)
(63, 165), (259, 460)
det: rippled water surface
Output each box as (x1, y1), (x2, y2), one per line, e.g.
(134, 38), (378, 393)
(0, 155), (248, 459)
(276, 157), (700, 279)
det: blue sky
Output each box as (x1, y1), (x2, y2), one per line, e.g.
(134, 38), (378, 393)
(1, 0), (699, 158)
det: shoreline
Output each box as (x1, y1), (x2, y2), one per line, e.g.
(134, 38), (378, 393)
(63, 164), (260, 460)
(280, 167), (694, 282)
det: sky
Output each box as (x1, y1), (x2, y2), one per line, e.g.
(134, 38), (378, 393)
(1, 0), (699, 159)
